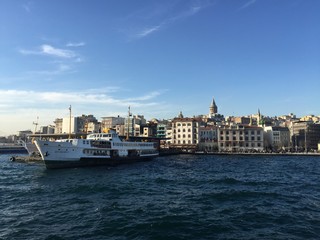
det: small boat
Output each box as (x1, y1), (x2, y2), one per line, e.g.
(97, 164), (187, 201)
(35, 129), (159, 169)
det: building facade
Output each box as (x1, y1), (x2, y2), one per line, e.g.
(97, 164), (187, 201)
(218, 125), (264, 152)
(264, 126), (290, 151)
(171, 117), (202, 150)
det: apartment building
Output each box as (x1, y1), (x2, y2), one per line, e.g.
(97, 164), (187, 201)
(171, 117), (202, 150)
(198, 125), (218, 152)
(218, 125), (264, 152)
(264, 126), (290, 151)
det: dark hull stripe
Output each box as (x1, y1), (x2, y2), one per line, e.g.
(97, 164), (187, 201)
(44, 155), (158, 169)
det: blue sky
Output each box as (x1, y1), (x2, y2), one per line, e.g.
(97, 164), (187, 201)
(0, 0), (319, 135)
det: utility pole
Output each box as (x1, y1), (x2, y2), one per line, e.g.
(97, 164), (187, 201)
(127, 106), (132, 140)
(69, 105), (72, 139)
(305, 123), (307, 153)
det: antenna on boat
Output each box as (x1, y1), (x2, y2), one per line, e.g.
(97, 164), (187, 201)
(69, 105), (72, 139)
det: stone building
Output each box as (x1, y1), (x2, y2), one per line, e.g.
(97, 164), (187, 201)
(171, 117), (202, 151)
(218, 125), (264, 152)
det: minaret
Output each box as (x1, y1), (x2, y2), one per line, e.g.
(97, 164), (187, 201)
(209, 97), (218, 118)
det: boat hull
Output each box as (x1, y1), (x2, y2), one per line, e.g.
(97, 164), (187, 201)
(44, 154), (157, 169)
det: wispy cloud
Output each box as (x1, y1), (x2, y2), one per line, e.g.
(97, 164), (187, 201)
(131, 0), (216, 39)
(20, 44), (77, 58)
(22, 1), (33, 13)
(0, 89), (163, 108)
(238, 0), (257, 11)
(137, 25), (162, 38)
(26, 64), (75, 76)
(66, 42), (86, 47)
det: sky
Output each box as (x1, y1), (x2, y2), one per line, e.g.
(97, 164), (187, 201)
(0, 0), (320, 135)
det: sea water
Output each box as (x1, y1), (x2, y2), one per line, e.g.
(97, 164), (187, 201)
(1, 153), (320, 239)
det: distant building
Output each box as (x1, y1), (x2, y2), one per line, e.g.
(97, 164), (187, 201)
(101, 116), (125, 131)
(40, 125), (55, 134)
(291, 121), (320, 151)
(208, 97), (218, 118)
(54, 118), (63, 134)
(218, 125), (264, 152)
(62, 116), (77, 134)
(198, 125), (218, 152)
(124, 115), (146, 137)
(171, 117), (202, 150)
(264, 126), (290, 151)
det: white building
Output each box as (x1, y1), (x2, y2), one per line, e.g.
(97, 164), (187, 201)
(62, 116), (77, 134)
(264, 126), (290, 151)
(171, 117), (202, 150)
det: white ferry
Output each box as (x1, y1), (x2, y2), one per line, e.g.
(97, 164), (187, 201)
(35, 130), (159, 169)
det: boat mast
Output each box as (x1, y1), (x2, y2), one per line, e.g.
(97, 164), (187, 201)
(69, 105), (72, 139)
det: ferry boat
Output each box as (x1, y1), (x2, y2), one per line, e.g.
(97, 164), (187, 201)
(35, 130), (159, 169)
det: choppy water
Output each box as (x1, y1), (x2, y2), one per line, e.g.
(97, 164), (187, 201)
(1, 153), (320, 240)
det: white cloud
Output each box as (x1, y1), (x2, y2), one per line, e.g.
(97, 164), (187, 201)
(19, 44), (77, 59)
(66, 42), (86, 47)
(41, 44), (76, 58)
(0, 88), (170, 135)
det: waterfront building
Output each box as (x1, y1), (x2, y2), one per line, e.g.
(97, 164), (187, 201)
(142, 122), (157, 137)
(156, 122), (167, 138)
(218, 125), (264, 152)
(171, 117), (202, 151)
(264, 126), (290, 151)
(291, 121), (320, 151)
(198, 125), (218, 152)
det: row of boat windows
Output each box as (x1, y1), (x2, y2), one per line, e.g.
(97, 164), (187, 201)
(88, 134), (117, 138)
(113, 142), (153, 147)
